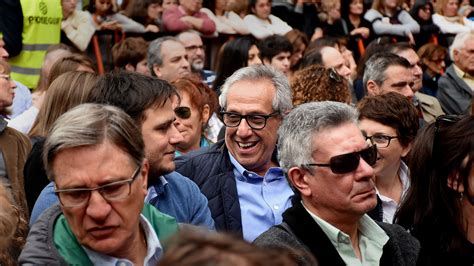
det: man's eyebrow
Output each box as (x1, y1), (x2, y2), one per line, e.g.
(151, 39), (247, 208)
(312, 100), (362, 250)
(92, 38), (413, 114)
(391, 81), (409, 87)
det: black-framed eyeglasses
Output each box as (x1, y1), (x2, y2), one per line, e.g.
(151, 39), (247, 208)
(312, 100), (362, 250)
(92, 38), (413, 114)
(365, 134), (399, 148)
(329, 67), (343, 82)
(175, 106), (191, 119)
(220, 111), (280, 130)
(302, 145), (377, 174)
(55, 166), (141, 208)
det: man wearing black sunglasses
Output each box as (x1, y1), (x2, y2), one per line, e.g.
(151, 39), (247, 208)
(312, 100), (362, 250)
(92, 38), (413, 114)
(176, 65), (294, 242)
(254, 101), (420, 265)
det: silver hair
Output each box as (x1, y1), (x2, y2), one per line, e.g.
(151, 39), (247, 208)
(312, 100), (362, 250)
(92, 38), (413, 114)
(43, 103), (145, 181)
(147, 36), (178, 77)
(218, 65), (293, 114)
(362, 52), (411, 90)
(278, 101), (358, 171)
(449, 32), (474, 60)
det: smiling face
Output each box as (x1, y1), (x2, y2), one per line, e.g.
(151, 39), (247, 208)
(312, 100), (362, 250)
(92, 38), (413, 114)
(224, 79), (281, 176)
(359, 119), (410, 181)
(53, 142), (148, 257)
(291, 122), (376, 222)
(141, 99), (184, 177)
(252, 0), (272, 20)
(174, 90), (209, 153)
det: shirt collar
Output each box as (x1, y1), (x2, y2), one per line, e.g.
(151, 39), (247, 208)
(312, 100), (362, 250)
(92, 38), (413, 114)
(82, 214), (163, 265)
(228, 151), (283, 181)
(145, 176), (168, 203)
(302, 201), (389, 249)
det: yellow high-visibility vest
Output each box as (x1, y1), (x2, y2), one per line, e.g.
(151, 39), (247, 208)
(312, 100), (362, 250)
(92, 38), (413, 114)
(9, 0), (62, 89)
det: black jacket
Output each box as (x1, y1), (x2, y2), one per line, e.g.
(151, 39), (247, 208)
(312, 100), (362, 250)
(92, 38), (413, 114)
(175, 140), (243, 236)
(254, 200), (420, 266)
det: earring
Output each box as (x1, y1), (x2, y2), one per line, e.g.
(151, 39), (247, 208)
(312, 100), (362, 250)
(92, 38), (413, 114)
(460, 192), (464, 202)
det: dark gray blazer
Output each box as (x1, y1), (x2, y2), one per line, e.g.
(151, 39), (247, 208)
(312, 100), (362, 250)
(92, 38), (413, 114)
(437, 65), (473, 115)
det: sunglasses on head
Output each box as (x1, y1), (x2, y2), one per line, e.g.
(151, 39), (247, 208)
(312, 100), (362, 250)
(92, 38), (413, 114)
(174, 106), (191, 119)
(303, 145), (377, 174)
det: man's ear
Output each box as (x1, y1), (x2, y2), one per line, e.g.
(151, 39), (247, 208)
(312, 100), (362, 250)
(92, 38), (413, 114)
(452, 49), (460, 63)
(287, 167), (312, 197)
(140, 159), (150, 193)
(447, 171), (464, 193)
(125, 63), (136, 72)
(366, 80), (381, 96)
(152, 65), (162, 78)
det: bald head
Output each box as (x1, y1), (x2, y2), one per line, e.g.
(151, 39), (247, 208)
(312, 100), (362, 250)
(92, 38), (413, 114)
(320, 46), (351, 80)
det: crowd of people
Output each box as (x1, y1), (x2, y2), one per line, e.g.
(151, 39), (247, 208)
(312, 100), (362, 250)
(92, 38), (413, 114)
(0, 0), (473, 265)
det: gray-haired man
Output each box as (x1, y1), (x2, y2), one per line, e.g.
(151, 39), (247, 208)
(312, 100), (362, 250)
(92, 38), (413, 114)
(176, 65), (294, 242)
(148, 36), (190, 82)
(20, 104), (179, 264)
(254, 101), (420, 265)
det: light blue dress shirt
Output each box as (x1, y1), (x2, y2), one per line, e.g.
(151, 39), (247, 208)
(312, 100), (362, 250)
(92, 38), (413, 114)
(11, 81), (32, 118)
(229, 152), (294, 242)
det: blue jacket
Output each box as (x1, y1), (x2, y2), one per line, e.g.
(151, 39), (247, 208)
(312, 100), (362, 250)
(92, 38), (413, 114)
(175, 140), (243, 236)
(30, 171), (215, 230)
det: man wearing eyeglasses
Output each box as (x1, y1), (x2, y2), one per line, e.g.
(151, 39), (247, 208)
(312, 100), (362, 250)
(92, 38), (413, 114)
(177, 31), (215, 87)
(29, 72), (215, 230)
(19, 104), (179, 264)
(254, 101), (420, 265)
(176, 65), (294, 242)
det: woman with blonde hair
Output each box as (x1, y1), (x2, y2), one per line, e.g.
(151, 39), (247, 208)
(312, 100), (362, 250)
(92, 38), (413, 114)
(25, 71), (99, 217)
(0, 60), (31, 222)
(432, 0), (474, 36)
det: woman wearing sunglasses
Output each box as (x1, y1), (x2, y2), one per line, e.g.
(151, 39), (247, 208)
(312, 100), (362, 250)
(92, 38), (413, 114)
(172, 75), (218, 156)
(357, 92), (419, 223)
(395, 115), (474, 265)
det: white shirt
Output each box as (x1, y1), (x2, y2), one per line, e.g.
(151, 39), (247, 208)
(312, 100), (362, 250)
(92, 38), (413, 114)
(377, 161), (410, 224)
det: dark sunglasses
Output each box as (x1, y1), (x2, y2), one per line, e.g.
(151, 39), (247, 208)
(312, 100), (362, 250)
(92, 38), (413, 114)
(174, 106), (191, 119)
(303, 145), (377, 174)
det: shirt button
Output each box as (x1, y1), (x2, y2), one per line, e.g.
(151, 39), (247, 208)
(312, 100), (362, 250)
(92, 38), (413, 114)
(273, 205), (279, 210)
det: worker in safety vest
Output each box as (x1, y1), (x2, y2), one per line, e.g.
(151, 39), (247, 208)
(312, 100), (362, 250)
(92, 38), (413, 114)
(9, 0), (62, 89)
